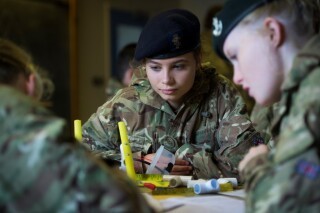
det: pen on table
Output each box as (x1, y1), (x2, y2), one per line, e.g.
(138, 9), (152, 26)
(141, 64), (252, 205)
(74, 119), (82, 142)
(118, 121), (136, 180)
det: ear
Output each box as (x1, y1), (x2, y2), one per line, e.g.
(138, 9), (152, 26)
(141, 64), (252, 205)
(122, 68), (134, 86)
(26, 73), (36, 98)
(263, 17), (284, 47)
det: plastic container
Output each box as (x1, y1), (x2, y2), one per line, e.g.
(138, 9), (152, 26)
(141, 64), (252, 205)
(146, 145), (175, 174)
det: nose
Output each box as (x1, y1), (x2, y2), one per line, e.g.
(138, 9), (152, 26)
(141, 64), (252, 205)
(161, 68), (173, 84)
(232, 66), (243, 86)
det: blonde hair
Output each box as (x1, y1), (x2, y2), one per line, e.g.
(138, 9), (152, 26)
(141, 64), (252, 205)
(0, 38), (43, 100)
(240, 0), (320, 44)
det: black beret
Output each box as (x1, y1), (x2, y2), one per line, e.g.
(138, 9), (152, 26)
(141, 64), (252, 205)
(212, 0), (276, 59)
(134, 9), (200, 61)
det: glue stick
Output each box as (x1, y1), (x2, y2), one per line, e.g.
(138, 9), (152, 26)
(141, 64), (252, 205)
(194, 179), (220, 194)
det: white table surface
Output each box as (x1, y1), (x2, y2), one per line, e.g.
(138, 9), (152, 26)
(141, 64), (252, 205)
(143, 189), (245, 213)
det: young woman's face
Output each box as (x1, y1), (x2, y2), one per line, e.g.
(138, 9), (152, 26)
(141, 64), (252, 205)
(146, 52), (197, 109)
(223, 22), (284, 106)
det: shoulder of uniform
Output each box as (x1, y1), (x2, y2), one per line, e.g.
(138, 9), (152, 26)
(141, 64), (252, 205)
(210, 72), (244, 103)
(216, 73), (237, 89)
(201, 62), (216, 73)
(105, 85), (141, 107)
(0, 86), (49, 114)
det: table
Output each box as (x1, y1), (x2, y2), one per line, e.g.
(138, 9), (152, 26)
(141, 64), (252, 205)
(143, 189), (245, 213)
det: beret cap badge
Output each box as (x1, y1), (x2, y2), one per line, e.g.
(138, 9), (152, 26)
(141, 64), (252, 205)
(171, 33), (182, 50)
(213, 17), (223, 36)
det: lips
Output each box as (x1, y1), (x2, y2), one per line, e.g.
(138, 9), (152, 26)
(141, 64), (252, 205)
(243, 86), (249, 92)
(160, 89), (177, 95)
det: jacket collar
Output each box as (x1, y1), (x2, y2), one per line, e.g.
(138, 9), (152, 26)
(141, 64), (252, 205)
(281, 34), (320, 92)
(271, 35), (320, 139)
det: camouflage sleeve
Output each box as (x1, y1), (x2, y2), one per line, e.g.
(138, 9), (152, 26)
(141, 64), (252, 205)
(250, 103), (281, 148)
(242, 149), (320, 212)
(250, 104), (273, 144)
(82, 90), (124, 161)
(82, 108), (121, 160)
(240, 153), (271, 190)
(82, 87), (150, 164)
(214, 76), (263, 179)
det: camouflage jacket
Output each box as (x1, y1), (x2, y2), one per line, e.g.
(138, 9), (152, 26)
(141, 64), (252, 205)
(242, 35), (320, 212)
(0, 86), (153, 213)
(83, 65), (262, 180)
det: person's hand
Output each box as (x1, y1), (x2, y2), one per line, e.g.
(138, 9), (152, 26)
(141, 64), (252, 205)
(238, 144), (269, 172)
(143, 153), (155, 164)
(143, 154), (193, 175)
(170, 159), (193, 175)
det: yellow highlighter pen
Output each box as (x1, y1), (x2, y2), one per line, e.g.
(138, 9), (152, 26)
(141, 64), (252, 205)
(74, 119), (82, 142)
(118, 121), (136, 180)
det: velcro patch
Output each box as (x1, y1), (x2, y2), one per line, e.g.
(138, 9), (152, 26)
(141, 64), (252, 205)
(253, 133), (264, 146)
(295, 160), (320, 180)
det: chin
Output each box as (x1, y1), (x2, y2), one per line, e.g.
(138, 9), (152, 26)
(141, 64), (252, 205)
(256, 96), (278, 107)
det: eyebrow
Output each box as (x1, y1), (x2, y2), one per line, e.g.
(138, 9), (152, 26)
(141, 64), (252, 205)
(146, 59), (188, 64)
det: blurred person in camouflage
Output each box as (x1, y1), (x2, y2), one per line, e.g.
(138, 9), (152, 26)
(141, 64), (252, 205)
(213, 0), (320, 212)
(82, 9), (263, 180)
(0, 86), (153, 213)
(106, 43), (136, 100)
(0, 39), (154, 213)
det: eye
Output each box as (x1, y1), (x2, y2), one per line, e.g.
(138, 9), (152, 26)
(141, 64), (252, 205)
(225, 49), (237, 62)
(173, 63), (185, 70)
(228, 54), (237, 62)
(148, 64), (161, 72)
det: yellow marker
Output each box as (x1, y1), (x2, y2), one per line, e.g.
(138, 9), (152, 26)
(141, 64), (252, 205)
(74, 119), (82, 142)
(118, 121), (136, 180)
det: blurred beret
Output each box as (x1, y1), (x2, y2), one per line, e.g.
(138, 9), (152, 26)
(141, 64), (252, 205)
(212, 0), (276, 59)
(134, 9), (200, 61)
